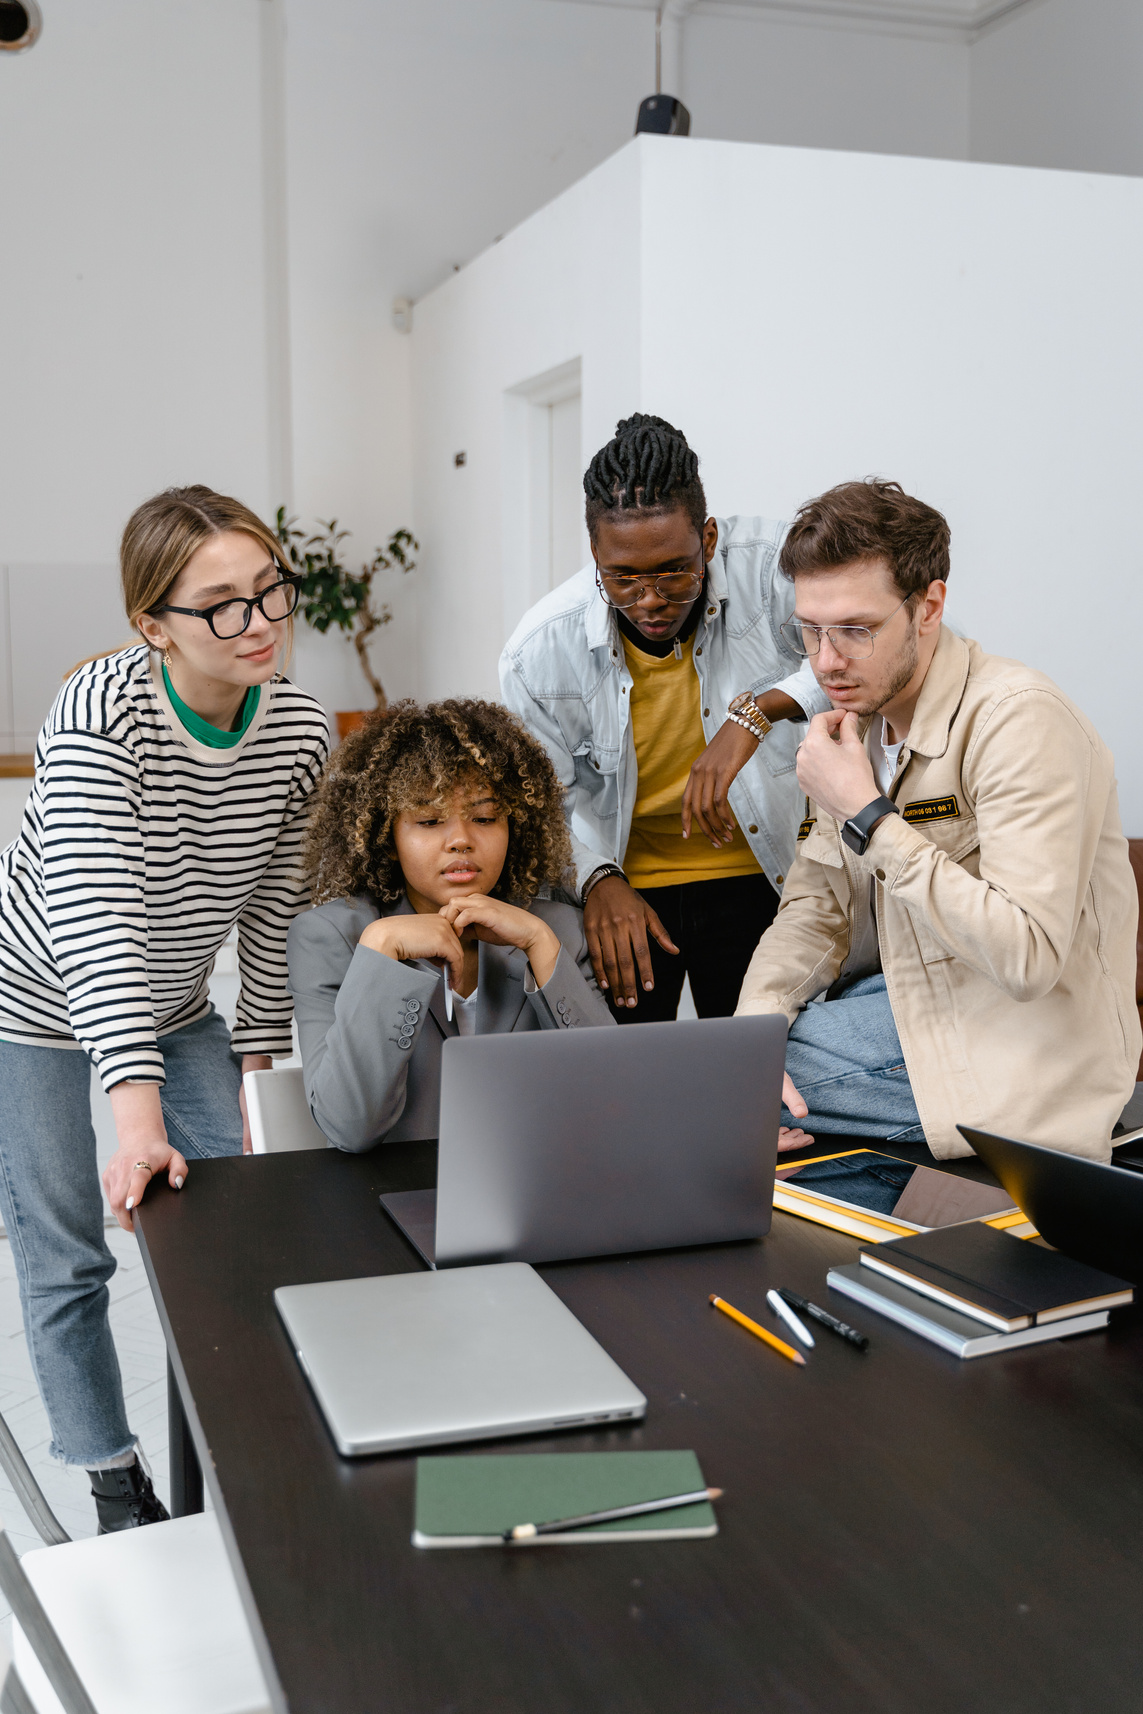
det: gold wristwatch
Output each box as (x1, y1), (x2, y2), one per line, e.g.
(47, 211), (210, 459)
(727, 692), (773, 743)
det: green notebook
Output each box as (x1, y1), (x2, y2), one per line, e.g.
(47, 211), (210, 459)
(413, 1449), (718, 1548)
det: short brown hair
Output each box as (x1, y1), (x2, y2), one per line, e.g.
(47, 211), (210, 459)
(303, 699), (573, 906)
(779, 479), (950, 600)
(121, 485), (290, 631)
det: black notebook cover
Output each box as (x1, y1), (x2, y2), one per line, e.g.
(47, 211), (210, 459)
(859, 1221), (1133, 1330)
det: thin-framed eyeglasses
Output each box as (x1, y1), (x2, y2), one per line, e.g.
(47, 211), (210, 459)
(779, 594), (911, 660)
(151, 573), (302, 640)
(594, 549), (705, 610)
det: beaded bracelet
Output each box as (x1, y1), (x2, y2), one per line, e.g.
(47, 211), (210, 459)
(728, 711), (769, 743)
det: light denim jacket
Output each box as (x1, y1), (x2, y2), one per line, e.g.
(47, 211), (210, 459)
(499, 515), (830, 895)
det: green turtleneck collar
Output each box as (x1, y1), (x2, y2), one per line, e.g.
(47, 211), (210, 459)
(162, 664), (260, 749)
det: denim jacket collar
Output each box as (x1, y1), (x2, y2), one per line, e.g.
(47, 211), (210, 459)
(705, 524), (731, 608)
(584, 576), (617, 653)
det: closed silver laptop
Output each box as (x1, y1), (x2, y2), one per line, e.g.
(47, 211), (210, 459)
(274, 1262), (647, 1456)
(382, 1013), (787, 1267)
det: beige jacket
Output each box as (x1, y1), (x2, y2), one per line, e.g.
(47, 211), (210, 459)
(737, 628), (1140, 1161)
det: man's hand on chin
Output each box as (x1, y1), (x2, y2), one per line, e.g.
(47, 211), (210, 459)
(795, 709), (879, 825)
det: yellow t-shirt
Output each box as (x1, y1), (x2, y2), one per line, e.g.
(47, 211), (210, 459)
(621, 633), (762, 890)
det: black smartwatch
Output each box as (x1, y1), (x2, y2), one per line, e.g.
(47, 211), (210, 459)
(840, 795), (900, 856)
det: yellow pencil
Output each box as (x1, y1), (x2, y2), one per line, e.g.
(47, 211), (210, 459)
(709, 1294), (806, 1366)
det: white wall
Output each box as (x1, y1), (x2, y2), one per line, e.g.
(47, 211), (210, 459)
(4, 0), (958, 742)
(0, 783), (31, 853)
(277, 0), (978, 715)
(412, 134), (1143, 831)
(0, 0), (272, 562)
(412, 146), (644, 701)
(279, 0), (656, 716)
(0, 566), (125, 751)
(971, 0), (1143, 178)
(4, 0), (1141, 746)
(0, 0), (291, 741)
(685, 11), (969, 161)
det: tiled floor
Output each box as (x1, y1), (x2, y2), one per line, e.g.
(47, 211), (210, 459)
(0, 965), (241, 1644)
(0, 1223), (176, 1639)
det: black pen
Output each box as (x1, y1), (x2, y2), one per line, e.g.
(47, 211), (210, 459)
(777, 1288), (869, 1351)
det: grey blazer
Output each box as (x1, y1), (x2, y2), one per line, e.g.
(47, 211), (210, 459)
(287, 892), (614, 1152)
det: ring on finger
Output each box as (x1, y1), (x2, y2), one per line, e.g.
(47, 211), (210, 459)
(133, 1160), (155, 1175)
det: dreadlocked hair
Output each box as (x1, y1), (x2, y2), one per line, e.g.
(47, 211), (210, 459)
(583, 414), (706, 540)
(303, 698), (574, 907)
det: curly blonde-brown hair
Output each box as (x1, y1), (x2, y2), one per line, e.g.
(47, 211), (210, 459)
(303, 698), (573, 906)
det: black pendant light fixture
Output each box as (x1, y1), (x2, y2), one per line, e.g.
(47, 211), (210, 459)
(635, 5), (690, 136)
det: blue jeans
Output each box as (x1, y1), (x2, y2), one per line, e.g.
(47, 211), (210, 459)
(0, 1009), (243, 1466)
(782, 973), (925, 1143)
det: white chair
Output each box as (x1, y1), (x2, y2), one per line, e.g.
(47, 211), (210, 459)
(0, 1623), (37, 1714)
(0, 1415), (271, 1714)
(243, 1067), (328, 1154)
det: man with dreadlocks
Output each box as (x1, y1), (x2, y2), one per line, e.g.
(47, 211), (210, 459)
(500, 413), (827, 1044)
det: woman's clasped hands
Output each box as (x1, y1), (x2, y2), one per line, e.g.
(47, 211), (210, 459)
(360, 894), (561, 993)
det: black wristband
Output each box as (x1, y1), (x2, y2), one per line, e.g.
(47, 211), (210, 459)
(840, 796), (900, 856)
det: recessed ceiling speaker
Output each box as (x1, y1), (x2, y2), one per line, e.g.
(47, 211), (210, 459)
(634, 7), (690, 138)
(0, 0), (42, 51)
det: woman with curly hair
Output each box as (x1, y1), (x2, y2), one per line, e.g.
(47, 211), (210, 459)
(287, 698), (614, 1152)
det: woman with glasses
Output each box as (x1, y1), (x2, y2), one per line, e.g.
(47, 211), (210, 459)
(0, 485), (328, 1532)
(500, 414), (828, 1058)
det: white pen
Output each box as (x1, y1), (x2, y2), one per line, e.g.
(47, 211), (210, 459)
(443, 968), (453, 1022)
(766, 1288), (815, 1349)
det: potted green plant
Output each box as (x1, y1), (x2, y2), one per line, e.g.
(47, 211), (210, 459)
(276, 509), (418, 735)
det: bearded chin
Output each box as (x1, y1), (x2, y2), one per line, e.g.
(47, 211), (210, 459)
(870, 634), (919, 716)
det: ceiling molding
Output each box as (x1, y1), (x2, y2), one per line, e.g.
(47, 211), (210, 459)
(557, 0), (1040, 44)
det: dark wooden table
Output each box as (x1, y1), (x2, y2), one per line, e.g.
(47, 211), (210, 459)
(135, 1140), (1143, 1714)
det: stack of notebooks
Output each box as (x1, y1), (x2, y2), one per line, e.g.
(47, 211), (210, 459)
(774, 1147), (1035, 1243)
(827, 1221), (1133, 1359)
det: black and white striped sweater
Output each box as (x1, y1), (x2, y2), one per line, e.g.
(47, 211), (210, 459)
(0, 645), (329, 1088)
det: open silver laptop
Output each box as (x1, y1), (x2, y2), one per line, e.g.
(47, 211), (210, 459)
(274, 1262), (646, 1456)
(381, 1013), (787, 1268)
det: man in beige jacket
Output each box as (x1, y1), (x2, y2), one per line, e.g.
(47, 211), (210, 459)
(736, 478), (1139, 1161)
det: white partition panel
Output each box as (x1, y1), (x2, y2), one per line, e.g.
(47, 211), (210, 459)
(638, 138), (1143, 830)
(413, 134), (1143, 830)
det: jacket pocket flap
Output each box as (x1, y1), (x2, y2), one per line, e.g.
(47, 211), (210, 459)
(918, 813), (978, 864)
(800, 823), (844, 870)
(573, 740), (619, 775)
(911, 914), (954, 965)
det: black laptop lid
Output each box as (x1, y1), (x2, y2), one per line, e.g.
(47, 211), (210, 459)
(958, 1126), (1143, 1283)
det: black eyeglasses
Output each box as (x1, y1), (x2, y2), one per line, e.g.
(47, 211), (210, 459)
(152, 575), (302, 639)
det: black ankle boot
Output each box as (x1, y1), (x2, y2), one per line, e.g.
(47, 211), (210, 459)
(88, 1459), (170, 1533)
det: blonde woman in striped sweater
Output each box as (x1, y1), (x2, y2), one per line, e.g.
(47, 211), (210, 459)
(0, 487), (329, 1531)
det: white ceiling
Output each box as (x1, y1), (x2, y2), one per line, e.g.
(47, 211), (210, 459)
(561, 0), (1040, 44)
